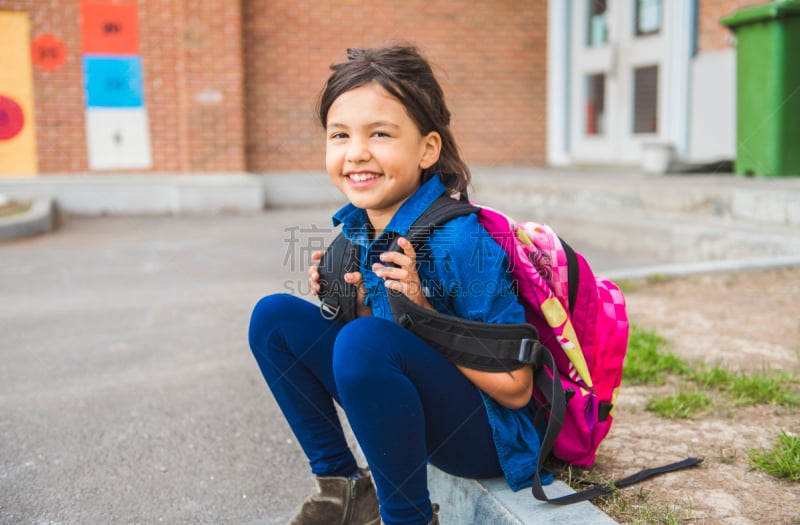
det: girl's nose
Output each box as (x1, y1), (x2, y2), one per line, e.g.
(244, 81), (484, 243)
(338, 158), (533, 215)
(345, 138), (371, 163)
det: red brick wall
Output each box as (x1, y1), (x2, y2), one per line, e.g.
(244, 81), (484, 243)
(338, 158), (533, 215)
(2, 0), (547, 174)
(172, 0), (246, 172)
(697, 0), (768, 53)
(0, 0), (246, 173)
(242, 0), (549, 172)
(8, 1), (772, 174)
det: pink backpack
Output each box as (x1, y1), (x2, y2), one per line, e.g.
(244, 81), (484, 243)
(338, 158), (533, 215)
(476, 205), (629, 467)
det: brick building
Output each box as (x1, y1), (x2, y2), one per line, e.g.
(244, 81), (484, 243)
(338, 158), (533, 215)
(0, 0), (768, 177)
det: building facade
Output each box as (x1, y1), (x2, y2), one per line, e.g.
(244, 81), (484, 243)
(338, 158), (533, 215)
(0, 0), (765, 176)
(547, 0), (765, 168)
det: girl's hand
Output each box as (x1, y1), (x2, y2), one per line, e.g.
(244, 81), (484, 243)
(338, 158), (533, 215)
(373, 237), (432, 310)
(308, 250), (324, 296)
(344, 270), (372, 318)
(309, 250), (371, 317)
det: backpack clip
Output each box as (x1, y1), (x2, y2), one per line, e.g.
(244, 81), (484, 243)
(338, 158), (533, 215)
(320, 300), (341, 321)
(518, 338), (543, 364)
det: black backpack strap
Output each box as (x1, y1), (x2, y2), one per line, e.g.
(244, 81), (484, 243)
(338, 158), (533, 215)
(317, 233), (360, 322)
(560, 238), (579, 316)
(389, 291), (545, 371)
(402, 194), (479, 246)
(527, 345), (567, 503)
(534, 456), (704, 504)
(386, 194), (548, 372)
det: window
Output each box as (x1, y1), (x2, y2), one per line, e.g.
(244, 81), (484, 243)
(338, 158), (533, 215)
(633, 65), (658, 133)
(585, 73), (606, 135)
(635, 0), (661, 36)
(587, 0), (608, 47)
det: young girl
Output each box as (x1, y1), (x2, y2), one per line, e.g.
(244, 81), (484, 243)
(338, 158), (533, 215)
(249, 46), (543, 525)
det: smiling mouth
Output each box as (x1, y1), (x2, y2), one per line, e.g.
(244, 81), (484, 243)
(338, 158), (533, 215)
(347, 172), (382, 182)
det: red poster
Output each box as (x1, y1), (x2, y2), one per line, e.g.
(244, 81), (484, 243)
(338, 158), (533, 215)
(32, 34), (67, 71)
(81, 1), (139, 55)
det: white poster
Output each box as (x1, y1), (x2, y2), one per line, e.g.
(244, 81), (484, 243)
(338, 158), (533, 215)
(85, 108), (152, 170)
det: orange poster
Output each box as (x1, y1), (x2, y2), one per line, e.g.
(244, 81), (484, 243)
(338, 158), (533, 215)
(81, 1), (139, 55)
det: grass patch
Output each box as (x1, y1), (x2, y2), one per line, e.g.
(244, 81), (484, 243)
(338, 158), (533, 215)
(623, 325), (692, 385)
(614, 279), (641, 294)
(624, 326), (800, 414)
(0, 200), (32, 218)
(614, 274), (673, 295)
(596, 487), (692, 524)
(645, 391), (714, 419)
(692, 366), (800, 407)
(749, 431), (800, 481)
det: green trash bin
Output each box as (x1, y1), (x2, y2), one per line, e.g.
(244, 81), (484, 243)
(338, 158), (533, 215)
(722, 1), (800, 177)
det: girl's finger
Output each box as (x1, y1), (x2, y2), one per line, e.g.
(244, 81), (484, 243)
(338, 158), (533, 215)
(379, 250), (411, 269)
(397, 237), (416, 261)
(344, 271), (364, 286)
(373, 263), (410, 280)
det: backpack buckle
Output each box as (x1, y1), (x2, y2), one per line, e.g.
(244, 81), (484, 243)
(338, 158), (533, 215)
(320, 300), (341, 321)
(518, 338), (541, 364)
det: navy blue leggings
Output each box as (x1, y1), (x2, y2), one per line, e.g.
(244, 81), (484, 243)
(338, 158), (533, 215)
(248, 294), (503, 525)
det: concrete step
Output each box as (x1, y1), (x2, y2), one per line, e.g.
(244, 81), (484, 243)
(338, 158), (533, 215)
(470, 167), (800, 227)
(428, 466), (618, 525)
(475, 197), (800, 264)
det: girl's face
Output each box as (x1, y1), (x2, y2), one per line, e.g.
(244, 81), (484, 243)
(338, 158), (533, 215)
(325, 82), (441, 233)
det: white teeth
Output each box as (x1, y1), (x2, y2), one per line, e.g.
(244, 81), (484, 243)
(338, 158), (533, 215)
(349, 173), (379, 182)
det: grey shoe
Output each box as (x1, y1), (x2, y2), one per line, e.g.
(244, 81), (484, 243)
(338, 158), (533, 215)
(379, 503), (440, 525)
(430, 503), (440, 525)
(287, 468), (380, 525)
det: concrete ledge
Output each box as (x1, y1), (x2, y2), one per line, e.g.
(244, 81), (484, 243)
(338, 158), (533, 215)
(1, 169), (798, 224)
(261, 172), (346, 208)
(0, 174), (266, 215)
(0, 197), (56, 242)
(471, 167), (800, 226)
(428, 466), (617, 525)
(0, 172), (345, 215)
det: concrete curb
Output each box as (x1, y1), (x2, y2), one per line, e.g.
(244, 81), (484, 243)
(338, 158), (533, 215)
(428, 466), (617, 525)
(0, 196), (56, 242)
(0, 174), (267, 215)
(604, 254), (800, 281)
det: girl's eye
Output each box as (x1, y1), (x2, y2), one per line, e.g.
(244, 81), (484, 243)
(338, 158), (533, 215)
(330, 132), (348, 140)
(371, 131), (390, 138)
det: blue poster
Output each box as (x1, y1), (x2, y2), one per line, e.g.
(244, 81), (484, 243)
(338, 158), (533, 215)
(82, 56), (144, 108)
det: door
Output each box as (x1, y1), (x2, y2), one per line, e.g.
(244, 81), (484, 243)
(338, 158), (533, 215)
(569, 0), (673, 164)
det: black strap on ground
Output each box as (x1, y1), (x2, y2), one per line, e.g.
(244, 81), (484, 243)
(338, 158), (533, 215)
(534, 457), (704, 505)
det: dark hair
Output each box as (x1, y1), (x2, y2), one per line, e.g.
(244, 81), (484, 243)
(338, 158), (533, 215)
(317, 46), (470, 193)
